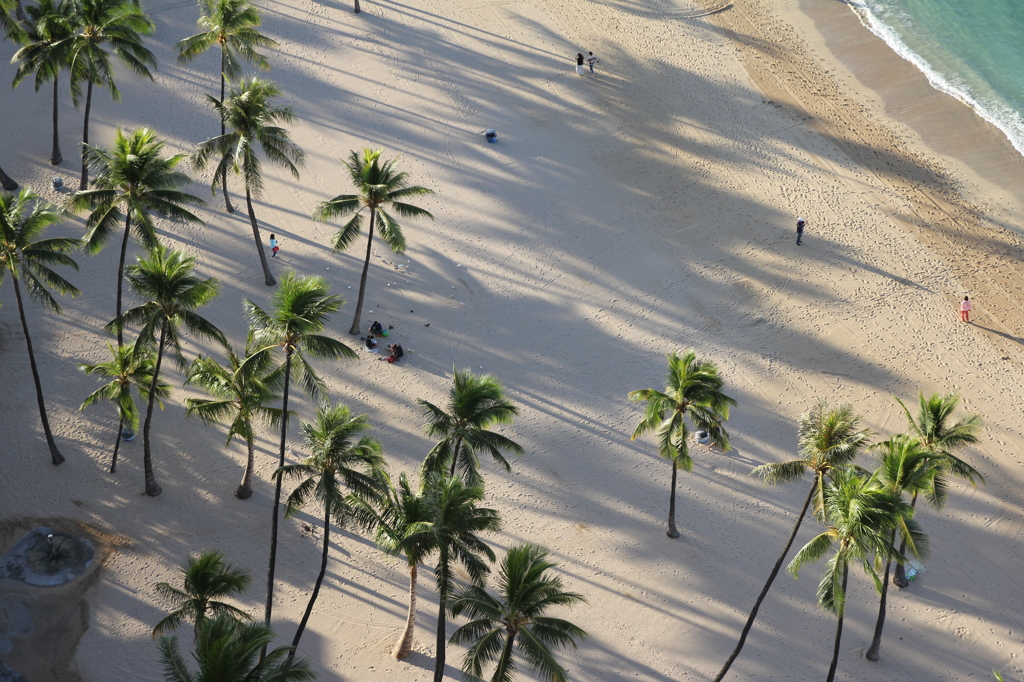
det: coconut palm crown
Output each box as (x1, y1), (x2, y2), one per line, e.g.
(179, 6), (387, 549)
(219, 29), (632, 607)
(312, 148), (434, 335)
(0, 188), (80, 465)
(629, 349), (736, 538)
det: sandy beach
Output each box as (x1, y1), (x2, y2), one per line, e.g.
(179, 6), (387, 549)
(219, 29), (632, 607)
(2, 0), (1023, 678)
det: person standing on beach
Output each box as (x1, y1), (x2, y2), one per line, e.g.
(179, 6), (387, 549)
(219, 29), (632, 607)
(961, 295), (972, 322)
(269, 234), (279, 258)
(575, 53), (585, 76)
(796, 217), (805, 245)
(587, 51), (598, 74)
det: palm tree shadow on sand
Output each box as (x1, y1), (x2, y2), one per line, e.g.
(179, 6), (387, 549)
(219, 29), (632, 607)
(400, 650), (468, 680)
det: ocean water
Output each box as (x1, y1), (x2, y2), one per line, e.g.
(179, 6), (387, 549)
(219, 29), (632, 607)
(851, 0), (1024, 157)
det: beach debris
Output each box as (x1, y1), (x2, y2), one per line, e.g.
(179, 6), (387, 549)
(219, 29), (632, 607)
(425, 323), (430, 326)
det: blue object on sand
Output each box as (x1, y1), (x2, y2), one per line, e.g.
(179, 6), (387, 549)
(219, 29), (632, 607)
(485, 129), (497, 143)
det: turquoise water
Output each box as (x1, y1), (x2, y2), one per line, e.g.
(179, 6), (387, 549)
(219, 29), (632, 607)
(853, 0), (1024, 156)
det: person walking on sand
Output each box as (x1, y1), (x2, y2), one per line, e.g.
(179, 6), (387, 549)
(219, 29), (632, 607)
(576, 53), (586, 76)
(961, 295), (972, 322)
(587, 51), (598, 74)
(269, 234), (279, 258)
(796, 217), (805, 245)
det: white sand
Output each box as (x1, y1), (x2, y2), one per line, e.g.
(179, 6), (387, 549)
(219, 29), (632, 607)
(2, 0), (1023, 679)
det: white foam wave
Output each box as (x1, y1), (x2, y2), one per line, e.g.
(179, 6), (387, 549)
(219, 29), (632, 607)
(850, 1), (1024, 158)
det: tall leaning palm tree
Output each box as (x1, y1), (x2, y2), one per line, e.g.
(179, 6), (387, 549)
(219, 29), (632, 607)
(713, 402), (871, 681)
(891, 392), (982, 587)
(157, 614), (315, 682)
(176, 0), (277, 214)
(109, 244), (226, 496)
(278, 403), (384, 659)
(63, 0), (156, 190)
(312, 148), (434, 335)
(185, 332), (283, 499)
(403, 474), (501, 682)
(629, 350), (736, 539)
(350, 470), (432, 660)
(788, 469), (924, 682)
(244, 272), (355, 645)
(70, 127), (205, 347)
(11, 0), (76, 166)
(153, 549), (252, 640)
(449, 544), (588, 682)
(0, 188), (80, 465)
(194, 77), (303, 287)
(419, 366), (524, 486)
(865, 435), (938, 662)
(80, 340), (169, 473)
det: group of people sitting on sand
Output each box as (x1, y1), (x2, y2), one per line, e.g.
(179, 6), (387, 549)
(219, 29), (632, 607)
(365, 321), (404, 363)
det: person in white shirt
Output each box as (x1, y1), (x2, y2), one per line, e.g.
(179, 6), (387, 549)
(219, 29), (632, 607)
(587, 51), (598, 74)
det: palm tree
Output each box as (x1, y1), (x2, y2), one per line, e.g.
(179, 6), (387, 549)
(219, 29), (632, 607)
(69, 127), (205, 347)
(63, 0), (156, 190)
(109, 244), (226, 496)
(713, 402), (870, 681)
(11, 0), (76, 166)
(153, 549), (252, 639)
(79, 341), (169, 473)
(278, 403), (384, 659)
(629, 350), (736, 539)
(788, 468), (925, 682)
(0, 188), (80, 465)
(176, 0), (277, 214)
(891, 392), (982, 587)
(419, 366), (524, 486)
(185, 332), (283, 499)
(243, 271), (356, 643)
(865, 435), (939, 662)
(402, 474), (501, 682)
(312, 148), (433, 335)
(349, 470), (432, 659)
(1, 0), (26, 33)
(449, 544), (587, 682)
(193, 77), (303, 286)
(157, 614), (315, 682)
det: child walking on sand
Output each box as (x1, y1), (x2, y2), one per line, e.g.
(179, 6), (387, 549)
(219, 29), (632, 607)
(269, 234), (279, 258)
(961, 295), (971, 322)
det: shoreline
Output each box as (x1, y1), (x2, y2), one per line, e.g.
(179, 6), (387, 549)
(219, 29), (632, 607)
(796, 0), (1024, 231)
(3, 0), (1024, 678)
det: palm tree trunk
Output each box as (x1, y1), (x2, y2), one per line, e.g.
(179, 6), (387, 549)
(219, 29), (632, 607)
(348, 207), (375, 335)
(11, 274), (64, 465)
(433, 551), (448, 682)
(115, 214), (132, 348)
(866, 529), (897, 662)
(245, 188), (275, 286)
(0, 164), (17, 191)
(392, 563), (417, 659)
(353, 0), (360, 12)
(236, 436), (255, 499)
(825, 565), (849, 682)
(79, 79), (94, 190)
(288, 497), (331, 661)
(110, 415), (123, 473)
(448, 436), (463, 478)
(714, 480), (817, 681)
(262, 350), (292, 659)
(892, 493), (918, 588)
(493, 631), (517, 682)
(141, 323), (168, 496)
(219, 56), (234, 214)
(666, 460), (680, 538)
(50, 76), (62, 166)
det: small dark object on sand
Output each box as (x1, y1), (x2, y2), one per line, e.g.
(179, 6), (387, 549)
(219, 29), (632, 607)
(425, 323), (430, 326)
